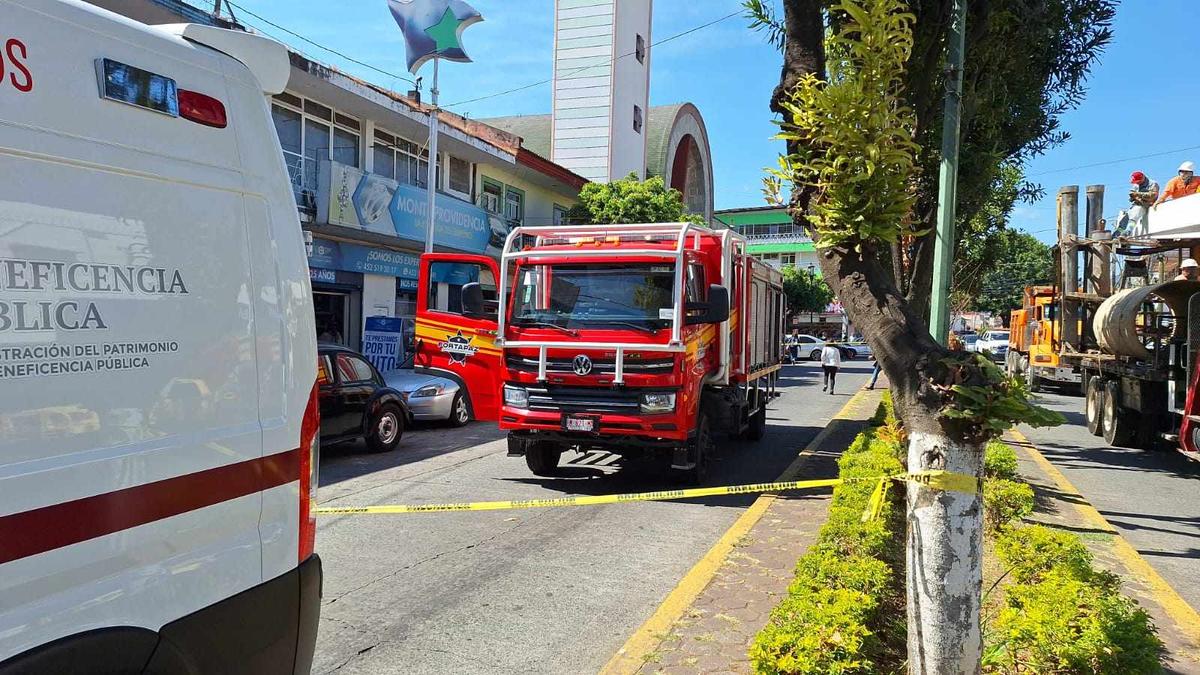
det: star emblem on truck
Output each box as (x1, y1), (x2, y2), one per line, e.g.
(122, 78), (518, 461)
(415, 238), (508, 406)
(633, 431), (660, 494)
(439, 330), (478, 365)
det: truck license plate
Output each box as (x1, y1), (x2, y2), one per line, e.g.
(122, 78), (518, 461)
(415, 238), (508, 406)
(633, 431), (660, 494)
(563, 414), (598, 432)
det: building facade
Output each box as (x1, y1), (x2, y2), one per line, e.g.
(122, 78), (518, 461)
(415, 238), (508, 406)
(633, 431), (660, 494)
(713, 206), (818, 270)
(88, 0), (586, 354)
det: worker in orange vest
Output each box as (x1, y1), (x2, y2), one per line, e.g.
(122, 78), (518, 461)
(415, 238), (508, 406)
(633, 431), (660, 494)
(1156, 161), (1200, 205)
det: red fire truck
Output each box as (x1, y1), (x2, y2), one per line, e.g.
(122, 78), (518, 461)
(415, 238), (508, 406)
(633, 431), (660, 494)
(413, 222), (785, 482)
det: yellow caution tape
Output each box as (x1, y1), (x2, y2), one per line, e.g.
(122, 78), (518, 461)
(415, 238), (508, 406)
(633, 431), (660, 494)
(314, 470), (980, 517)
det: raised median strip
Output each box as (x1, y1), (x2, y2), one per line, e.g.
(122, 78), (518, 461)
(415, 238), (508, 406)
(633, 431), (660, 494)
(600, 388), (883, 675)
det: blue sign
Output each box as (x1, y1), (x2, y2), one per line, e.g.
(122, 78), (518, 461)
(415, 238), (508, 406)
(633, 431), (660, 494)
(384, 181), (495, 254)
(308, 238), (420, 282)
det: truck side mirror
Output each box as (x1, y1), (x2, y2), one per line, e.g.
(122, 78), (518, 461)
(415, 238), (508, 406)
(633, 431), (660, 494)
(461, 282), (485, 317)
(687, 285), (730, 325)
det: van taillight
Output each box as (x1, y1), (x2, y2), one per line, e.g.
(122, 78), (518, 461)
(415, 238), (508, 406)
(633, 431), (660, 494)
(178, 89), (228, 128)
(298, 380), (320, 561)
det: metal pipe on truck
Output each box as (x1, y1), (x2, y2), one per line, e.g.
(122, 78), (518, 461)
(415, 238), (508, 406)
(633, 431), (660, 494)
(1059, 186), (1081, 345)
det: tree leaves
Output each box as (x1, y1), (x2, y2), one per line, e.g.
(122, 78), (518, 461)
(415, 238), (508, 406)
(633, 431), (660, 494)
(565, 174), (702, 226)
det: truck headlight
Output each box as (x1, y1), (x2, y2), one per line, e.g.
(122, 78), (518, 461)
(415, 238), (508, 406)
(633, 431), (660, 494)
(504, 385), (529, 408)
(412, 384), (443, 398)
(640, 392), (676, 414)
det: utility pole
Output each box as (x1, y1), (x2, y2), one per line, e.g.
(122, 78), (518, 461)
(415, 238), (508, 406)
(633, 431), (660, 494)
(424, 57), (440, 254)
(928, 0), (966, 346)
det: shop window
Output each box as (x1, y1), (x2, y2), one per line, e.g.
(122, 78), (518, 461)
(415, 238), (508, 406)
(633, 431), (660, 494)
(635, 34), (646, 64)
(336, 353), (376, 384)
(633, 105), (643, 134)
(270, 93), (361, 208)
(504, 187), (525, 228)
(481, 177), (504, 214)
(447, 155), (472, 200)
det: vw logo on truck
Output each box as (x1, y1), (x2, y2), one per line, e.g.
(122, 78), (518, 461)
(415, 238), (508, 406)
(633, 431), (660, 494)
(572, 354), (593, 376)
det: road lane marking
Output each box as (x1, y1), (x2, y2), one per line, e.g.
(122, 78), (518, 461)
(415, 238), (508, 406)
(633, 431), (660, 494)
(599, 388), (880, 675)
(1009, 428), (1200, 643)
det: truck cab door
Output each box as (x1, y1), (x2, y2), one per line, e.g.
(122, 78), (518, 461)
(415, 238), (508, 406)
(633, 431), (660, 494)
(416, 253), (503, 422)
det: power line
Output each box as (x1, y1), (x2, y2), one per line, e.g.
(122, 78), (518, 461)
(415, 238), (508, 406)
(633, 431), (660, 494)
(1029, 144), (1200, 178)
(226, 1), (415, 85)
(442, 9), (744, 109)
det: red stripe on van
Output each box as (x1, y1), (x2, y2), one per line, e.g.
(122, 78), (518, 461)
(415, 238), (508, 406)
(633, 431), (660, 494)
(0, 448), (301, 565)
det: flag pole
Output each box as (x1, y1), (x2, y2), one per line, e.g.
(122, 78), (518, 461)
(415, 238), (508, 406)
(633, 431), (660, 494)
(424, 56), (440, 254)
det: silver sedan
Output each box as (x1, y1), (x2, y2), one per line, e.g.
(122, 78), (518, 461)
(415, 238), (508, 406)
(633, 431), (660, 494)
(383, 369), (472, 427)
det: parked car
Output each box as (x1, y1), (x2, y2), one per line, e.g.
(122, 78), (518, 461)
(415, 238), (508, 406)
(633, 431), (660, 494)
(782, 333), (827, 362)
(384, 367), (472, 427)
(977, 330), (1010, 362)
(319, 344), (411, 452)
(961, 333), (981, 352)
(841, 341), (872, 359)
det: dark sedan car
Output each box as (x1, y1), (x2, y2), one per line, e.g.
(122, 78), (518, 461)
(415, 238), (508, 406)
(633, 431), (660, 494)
(318, 343), (411, 453)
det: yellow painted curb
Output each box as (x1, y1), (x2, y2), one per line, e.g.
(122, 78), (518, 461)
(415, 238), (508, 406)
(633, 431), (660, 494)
(600, 388), (879, 675)
(1009, 428), (1200, 643)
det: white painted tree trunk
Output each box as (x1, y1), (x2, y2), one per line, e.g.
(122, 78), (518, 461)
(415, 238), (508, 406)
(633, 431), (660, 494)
(906, 430), (984, 675)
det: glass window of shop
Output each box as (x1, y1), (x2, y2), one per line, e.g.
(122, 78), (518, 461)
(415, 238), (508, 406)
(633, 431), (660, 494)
(270, 93), (360, 207)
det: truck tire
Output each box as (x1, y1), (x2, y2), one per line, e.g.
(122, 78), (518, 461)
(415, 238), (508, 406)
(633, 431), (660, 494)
(1025, 365), (1042, 394)
(525, 442), (562, 476)
(744, 402), (767, 441)
(673, 413), (712, 485)
(1085, 376), (1104, 437)
(1102, 380), (1134, 447)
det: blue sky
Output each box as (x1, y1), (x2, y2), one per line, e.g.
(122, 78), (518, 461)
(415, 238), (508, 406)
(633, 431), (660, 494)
(230, 1), (1195, 241)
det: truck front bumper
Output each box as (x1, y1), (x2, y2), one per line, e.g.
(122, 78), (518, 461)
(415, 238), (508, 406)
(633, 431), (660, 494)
(1034, 366), (1081, 384)
(500, 406), (687, 443)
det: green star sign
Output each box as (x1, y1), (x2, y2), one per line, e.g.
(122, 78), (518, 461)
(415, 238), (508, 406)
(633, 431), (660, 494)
(425, 8), (463, 53)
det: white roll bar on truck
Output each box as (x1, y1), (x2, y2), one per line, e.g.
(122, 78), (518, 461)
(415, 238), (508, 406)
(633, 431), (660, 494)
(494, 222), (744, 385)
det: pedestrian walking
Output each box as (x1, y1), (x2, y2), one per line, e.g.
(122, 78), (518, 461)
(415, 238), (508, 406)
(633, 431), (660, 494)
(821, 342), (841, 394)
(867, 357), (882, 390)
(785, 329), (801, 364)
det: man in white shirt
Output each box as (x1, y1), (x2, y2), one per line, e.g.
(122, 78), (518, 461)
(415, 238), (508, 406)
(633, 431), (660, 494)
(821, 343), (841, 394)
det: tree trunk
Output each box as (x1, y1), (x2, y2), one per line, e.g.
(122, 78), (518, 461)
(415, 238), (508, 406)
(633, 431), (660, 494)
(905, 428), (984, 675)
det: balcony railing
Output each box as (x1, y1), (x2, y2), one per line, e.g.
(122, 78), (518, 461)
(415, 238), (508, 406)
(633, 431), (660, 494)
(741, 231), (814, 244)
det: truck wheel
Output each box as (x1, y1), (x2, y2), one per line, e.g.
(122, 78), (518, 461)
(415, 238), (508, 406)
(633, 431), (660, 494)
(673, 414), (712, 485)
(366, 404), (405, 453)
(1085, 377), (1104, 437)
(1025, 365), (1041, 394)
(525, 442), (562, 476)
(744, 403), (767, 441)
(1102, 380), (1134, 447)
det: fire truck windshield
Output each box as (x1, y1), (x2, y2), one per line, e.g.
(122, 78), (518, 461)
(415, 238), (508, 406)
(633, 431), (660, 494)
(511, 263), (675, 332)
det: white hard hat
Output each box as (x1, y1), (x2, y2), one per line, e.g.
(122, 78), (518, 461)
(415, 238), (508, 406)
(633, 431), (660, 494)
(1183, 258), (1199, 269)
(1180, 161), (1196, 172)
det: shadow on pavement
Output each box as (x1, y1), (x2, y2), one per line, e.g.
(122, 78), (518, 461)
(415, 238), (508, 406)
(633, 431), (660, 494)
(319, 421), (507, 487)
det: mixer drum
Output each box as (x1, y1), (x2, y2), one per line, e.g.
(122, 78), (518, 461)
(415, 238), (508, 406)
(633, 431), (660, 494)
(1093, 280), (1200, 359)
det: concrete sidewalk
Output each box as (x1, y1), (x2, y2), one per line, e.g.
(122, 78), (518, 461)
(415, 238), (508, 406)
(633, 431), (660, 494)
(602, 388), (883, 675)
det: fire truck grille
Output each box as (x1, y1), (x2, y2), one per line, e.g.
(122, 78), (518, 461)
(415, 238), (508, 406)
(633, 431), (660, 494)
(525, 386), (645, 414)
(505, 355), (674, 375)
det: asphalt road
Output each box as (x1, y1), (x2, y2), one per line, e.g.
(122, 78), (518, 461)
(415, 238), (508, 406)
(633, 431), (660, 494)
(311, 360), (872, 674)
(1019, 388), (1200, 612)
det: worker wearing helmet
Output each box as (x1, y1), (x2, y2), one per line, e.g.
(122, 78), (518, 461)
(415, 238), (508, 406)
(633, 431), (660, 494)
(1175, 258), (1199, 281)
(1156, 161), (1200, 206)
(1125, 170), (1160, 236)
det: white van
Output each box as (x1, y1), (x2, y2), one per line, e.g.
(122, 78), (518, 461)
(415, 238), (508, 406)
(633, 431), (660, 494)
(0, 1), (321, 672)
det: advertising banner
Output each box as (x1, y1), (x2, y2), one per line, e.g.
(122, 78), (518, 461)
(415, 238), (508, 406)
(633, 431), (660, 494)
(320, 161), (503, 256)
(362, 316), (406, 373)
(308, 238), (420, 282)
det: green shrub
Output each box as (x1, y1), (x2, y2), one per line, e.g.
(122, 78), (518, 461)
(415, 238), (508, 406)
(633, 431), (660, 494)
(985, 569), (1163, 674)
(983, 441), (1019, 480)
(983, 478), (1034, 532)
(751, 404), (906, 673)
(751, 588), (878, 675)
(995, 524), (1093, 585)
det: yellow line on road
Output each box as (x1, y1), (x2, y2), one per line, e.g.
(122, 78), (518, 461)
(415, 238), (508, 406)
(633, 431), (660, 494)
(600, 388), (878, 675)
(1009, 428), (1200, 643)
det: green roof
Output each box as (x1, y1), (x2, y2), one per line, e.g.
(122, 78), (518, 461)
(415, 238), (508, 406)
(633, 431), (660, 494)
(478, 114), (552, 157)
(715, 207), (791, 227)
(747, 242), (816, 254)
(644, 103), (686, 179)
